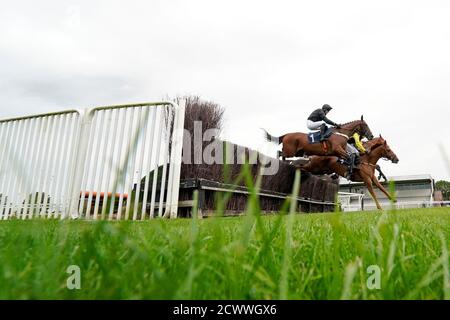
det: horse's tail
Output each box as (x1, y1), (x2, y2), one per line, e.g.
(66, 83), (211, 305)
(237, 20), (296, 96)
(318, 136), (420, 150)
(261, 128), (284, 144)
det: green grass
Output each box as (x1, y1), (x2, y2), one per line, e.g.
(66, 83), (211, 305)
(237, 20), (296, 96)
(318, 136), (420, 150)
(0, 207), (449, 300)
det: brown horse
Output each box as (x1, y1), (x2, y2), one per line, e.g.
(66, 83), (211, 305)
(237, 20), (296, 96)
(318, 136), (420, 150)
(300, 136), (399, 210)
(263, 116), (374, 160)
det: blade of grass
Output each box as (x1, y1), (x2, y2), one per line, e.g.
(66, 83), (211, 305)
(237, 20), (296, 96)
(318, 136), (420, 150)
(440, 233), (450, 300)
(341, 257), (361, 300)
(279, 169), (301, 300)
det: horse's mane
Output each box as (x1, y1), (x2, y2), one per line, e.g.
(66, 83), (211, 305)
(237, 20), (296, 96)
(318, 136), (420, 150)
(341, 119), (363, 127)
(363, 137), (384, 149)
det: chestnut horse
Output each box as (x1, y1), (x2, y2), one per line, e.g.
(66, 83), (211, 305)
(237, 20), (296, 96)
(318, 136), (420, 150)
(263, 116), (374, 160)
(300, 137), (399, 210)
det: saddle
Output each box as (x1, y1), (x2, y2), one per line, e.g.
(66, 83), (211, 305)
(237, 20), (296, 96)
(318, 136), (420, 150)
(307, 128), (333, 144)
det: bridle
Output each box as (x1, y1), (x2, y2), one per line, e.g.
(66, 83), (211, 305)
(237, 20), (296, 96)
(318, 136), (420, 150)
(361, 123), (373, 140)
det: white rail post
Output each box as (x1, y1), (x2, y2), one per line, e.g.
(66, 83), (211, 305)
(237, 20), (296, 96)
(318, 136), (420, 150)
(65, 109), (93, 219)
(165, 99), (186, 219)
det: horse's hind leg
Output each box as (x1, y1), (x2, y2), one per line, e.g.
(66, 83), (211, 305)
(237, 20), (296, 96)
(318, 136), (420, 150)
(282, 143), (296, 158)
(295, 149), (304, 157)
(276, 150), (287, 161)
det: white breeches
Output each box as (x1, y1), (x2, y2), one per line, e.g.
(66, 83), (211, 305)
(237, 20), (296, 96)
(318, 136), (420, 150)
(307, 120), (326, 131)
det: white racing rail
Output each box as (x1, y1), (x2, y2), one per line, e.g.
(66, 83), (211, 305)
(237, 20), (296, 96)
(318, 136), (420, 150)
(0, 100), (186, 220)
(337, 192), (365, 212)
(340, 201), (450, 212)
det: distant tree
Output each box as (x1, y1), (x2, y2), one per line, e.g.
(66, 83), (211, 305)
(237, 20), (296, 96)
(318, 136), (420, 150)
(436, 180), (450, 200)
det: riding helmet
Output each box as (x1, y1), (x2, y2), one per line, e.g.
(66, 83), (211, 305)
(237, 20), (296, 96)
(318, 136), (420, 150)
(322, 104), (332, 112)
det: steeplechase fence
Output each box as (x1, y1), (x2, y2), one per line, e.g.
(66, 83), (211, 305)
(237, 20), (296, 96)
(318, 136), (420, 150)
(0, 101), (186, 220)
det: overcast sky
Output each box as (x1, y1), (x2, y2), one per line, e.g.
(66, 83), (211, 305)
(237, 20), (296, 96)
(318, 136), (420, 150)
(1, 0), (449, 180)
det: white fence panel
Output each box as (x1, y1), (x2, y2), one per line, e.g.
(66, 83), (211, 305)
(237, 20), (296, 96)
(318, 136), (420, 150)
(0, 101), (185, 220)
(0, 110), (82, 220)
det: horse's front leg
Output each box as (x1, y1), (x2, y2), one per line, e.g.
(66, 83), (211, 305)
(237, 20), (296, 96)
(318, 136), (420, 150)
(372, 176), (396, 203)
(332, 145), (348, 160)
(364, 177), (383, 210)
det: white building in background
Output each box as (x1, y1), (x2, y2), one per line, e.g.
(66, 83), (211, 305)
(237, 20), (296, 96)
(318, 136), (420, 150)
(338, 174), (440, 211)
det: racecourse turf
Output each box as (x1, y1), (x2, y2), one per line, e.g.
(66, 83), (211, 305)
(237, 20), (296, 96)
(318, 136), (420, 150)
(0, 207), (449, 300)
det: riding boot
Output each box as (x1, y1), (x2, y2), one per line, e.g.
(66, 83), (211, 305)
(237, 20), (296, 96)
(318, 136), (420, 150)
(319, 124), (328, 142)
(346, 154), (355, 180)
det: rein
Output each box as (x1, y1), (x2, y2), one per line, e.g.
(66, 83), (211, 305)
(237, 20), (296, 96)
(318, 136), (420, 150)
(333, 120), (364, 140)
(361, 161), (377, 168)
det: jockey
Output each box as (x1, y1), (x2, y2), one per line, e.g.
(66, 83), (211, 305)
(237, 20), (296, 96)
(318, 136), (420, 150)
(307, 104), (341, 141)
(345, 133), (366, 180)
